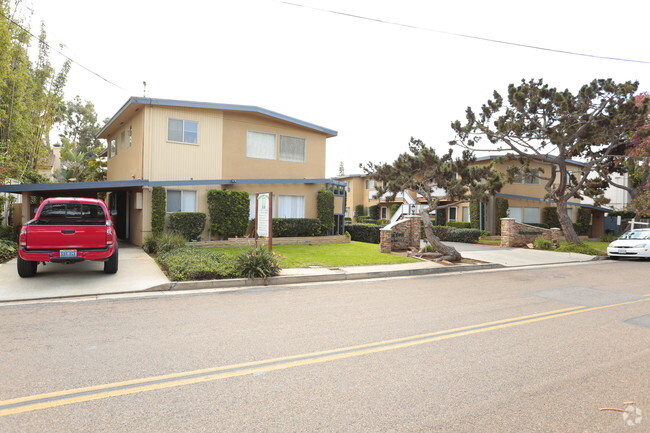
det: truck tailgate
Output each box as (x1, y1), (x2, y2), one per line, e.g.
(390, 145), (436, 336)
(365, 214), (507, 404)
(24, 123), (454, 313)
(26, 225), (107, 250)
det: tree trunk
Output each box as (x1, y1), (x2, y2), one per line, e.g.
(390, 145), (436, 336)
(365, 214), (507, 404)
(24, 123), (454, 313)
(556, 199), (581, 243)
(420, 209), (462, 262)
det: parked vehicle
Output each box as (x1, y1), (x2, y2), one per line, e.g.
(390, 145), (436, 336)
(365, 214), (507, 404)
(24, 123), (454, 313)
(17, 197), (118, 277)
(606, 228), (650, 259)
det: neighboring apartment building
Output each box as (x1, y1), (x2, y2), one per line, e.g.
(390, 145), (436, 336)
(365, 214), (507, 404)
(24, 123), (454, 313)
(1, 97), (345, 245)
(340, 155), (611, 236)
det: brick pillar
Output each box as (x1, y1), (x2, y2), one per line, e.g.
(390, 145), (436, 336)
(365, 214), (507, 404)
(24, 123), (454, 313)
(405, 215), (421, 249)
(500, 218), (514, 247)
(551, 228), (561, 247)
(380, 228), (392, 253)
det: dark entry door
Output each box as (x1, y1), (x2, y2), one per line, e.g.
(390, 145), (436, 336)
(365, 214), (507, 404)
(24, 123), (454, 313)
(112, 191), (130, 240)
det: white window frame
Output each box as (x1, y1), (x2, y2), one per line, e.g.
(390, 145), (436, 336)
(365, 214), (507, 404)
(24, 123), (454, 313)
(166, 190), (197, 213)
(168, 118), (199, 144)
(381, 207), (387, 219)
(247, 131), (277, 160)
(461, 206), (470, 222)
(279, 135), (306, 163)
(365, 179), (376, 190)
(449, 206), (458, 221)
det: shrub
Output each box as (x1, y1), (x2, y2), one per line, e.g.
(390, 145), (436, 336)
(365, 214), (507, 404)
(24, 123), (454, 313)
(157, 248), (239, 281)
(0, 225), (19, 242)
(317, 189), (335, 235)
(0, 239), (17, 263)
(378, 219), (390, 225)
(272, 218), (322, 237)
(354, 205), (364, 218)
(534, 238), (553, 250)
(390, 204), (400, 217)
(480, 230), (491, 238)
(556, 242), (603, 256)
(601, 233), (618, 242)
(169, 212), (206, 241)
(574, 208), (592, 235)
(526, 223), (551, 229)
(420, 244), (436, 253)
(208, 190), (249, 238)
(235, 247), (283, 279)
(447, 221), (472, 229)
(421, 225), (480, 243)
(368, 204), (379, 220)
(357, 216), (381, 225)
(542, 207), (561, 228)
(434, 209), (446, 226)
(143, 232), (187, 254)
(344, 217), (352, 224)
(345, 224), (381, 243)
(495, 197), (509, 235)
(151, 187), (166, 235)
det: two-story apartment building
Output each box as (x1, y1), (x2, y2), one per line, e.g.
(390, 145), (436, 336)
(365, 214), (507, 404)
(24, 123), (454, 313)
(2, 97), (345, 245)
(340, 155), (611, 237)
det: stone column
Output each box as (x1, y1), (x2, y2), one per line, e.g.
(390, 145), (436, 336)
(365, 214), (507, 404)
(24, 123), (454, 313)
(550, 228), (561, 247)
(500, 218), (514, 247)
(380, 227), (392, 253)
(404, 215), (421, 249)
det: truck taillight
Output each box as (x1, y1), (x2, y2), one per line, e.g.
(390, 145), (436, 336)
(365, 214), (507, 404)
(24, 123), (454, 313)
(19, 226), (27, 247)
(106, 225), (113, 246)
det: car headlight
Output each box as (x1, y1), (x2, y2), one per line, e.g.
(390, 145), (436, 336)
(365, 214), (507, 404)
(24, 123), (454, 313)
(633, 243), (647, 248)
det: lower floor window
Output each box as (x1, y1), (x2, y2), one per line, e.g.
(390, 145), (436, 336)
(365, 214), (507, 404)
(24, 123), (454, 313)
(278, 195), (305, 218)
(381, 207), (387, 219)
(449, 206), (457, 221)
(461, 206), (470, 222)
(508, 207), (540, 224)
(167, 190), (197, 212)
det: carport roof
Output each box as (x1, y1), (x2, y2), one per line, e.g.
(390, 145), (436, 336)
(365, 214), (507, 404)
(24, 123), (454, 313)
(0, 178), (346, 194)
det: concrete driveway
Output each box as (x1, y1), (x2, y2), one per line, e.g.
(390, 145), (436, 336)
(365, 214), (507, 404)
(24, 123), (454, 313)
(444, 241), (598, 266)
(0, 243), (168, 302)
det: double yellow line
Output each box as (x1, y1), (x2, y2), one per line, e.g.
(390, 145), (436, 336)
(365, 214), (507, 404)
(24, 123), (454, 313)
(1, 296), (648, 417)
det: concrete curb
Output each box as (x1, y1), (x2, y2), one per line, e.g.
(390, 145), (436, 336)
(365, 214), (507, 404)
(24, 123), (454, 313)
(144, 263), (505, 292)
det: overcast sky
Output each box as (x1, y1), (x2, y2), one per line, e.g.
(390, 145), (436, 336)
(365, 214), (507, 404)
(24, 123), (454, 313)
(26, 0), (650, 177)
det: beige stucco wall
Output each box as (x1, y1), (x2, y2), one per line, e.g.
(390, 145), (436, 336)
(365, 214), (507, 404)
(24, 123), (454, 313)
(145, 106), (224, 181)
(221, 112), (327, 180)
(106, 110), (145, 181)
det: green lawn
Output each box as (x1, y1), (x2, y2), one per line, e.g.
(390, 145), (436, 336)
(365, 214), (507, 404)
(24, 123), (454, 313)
(560, 240), (609, 253)
(203, 241), (419, 268)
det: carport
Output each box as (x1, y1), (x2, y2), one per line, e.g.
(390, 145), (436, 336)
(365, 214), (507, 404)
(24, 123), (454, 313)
(0, 180), (147, 243)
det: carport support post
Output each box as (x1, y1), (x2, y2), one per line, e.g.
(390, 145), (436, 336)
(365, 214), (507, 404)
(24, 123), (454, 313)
(21, 192), (31, 224)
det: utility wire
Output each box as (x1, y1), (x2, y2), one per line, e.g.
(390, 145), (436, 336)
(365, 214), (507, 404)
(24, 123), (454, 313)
(0, 10), (135, 93)
(278, 1), (650, 65)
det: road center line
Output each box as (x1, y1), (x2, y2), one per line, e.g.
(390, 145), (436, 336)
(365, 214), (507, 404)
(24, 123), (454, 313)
(1, 298), (647, 417)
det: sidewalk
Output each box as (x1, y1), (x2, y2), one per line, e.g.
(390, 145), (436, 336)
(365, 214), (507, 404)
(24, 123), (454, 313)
(443, 242), (598, 267)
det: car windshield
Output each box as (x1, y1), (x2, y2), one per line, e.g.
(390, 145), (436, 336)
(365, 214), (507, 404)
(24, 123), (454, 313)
(619, 229), (650, 240)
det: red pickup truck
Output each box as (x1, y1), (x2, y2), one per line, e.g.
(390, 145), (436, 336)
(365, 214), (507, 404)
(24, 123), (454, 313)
(18, 197), (118, 277)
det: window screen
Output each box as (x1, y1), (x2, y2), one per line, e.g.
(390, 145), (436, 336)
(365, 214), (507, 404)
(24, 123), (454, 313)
(279, 135), (305, 162)
(247, 131), (276, 160)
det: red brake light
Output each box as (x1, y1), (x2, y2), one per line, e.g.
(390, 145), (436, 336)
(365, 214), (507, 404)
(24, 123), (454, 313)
(106, 224), (113, 246)
(19, 226), (27, 246)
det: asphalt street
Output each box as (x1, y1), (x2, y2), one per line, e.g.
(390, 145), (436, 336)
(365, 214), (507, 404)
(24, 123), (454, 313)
(0, 260), (649, 432)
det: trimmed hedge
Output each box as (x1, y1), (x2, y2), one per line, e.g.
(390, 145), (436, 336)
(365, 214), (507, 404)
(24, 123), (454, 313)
(272, 218), (322, 237)
(575, 208), (591, 236)
(317, 188), (335, 234)
(345, 224), (381, 244)
(208, 190), (249, 238)
(435, 209), (446, 226)
(422, 225), (481, 243)
(447, 221), (472, 229)
(495, 197), (509, 235)
(143, 232), (187, 254)
(390, 204), (400, 217)
(354, 204), (364, 218)
(169, 212), (206, 241)
(542, 207), (561, 228)
(368, 204), (379, 220)
(151, 187), (166, 235)
(157, 248), (239, 281)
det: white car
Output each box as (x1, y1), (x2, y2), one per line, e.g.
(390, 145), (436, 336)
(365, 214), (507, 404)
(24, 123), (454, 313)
(607, 228), (650, 259)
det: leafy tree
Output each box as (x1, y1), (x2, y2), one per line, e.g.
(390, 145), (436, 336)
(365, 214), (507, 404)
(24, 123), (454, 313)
(55, 97), (106, 182)
(451, 78), (648, 243)
(0, 1), (70, 183)
(365, 138), (502, 261)
(587, 92), (650, 217)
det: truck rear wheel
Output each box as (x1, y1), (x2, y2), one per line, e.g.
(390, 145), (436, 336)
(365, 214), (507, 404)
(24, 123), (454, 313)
(17, 256), (38, 278)
(104, 249), (118, 274)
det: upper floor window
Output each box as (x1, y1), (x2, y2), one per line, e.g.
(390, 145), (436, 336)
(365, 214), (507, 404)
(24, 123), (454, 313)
(279, 135), (306, 162)
(168, 118), (198, 144)
(166, 190), (197, 212)
(247, 131), (276, 160)
(109, 139), (117, 157)
(120, 131), (126, 148)
(128, 125), (133, 147)
(365, 179), (376, 190)
(513, 169), (540, 185)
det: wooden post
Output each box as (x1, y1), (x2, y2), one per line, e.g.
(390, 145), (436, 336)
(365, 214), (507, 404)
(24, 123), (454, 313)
(254, 193), (259, 248)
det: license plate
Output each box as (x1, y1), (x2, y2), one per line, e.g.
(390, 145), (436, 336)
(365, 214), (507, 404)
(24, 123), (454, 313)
(60, 249), (77, 258)
(618, 249), (627, 254)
